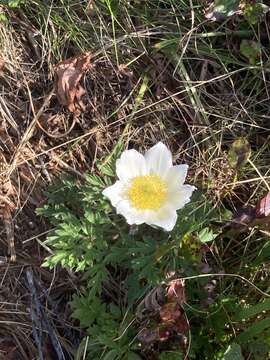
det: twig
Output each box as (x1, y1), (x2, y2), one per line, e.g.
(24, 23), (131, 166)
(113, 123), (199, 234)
(26, 268), (44, 360)
(26, 268), (65, 360)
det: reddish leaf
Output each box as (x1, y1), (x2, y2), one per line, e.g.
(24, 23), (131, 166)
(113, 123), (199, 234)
(137, 280), (189, 351)
(158, 327), (171, 341)
(54, 52), (91, 114)
(159, 302), (189, 336)
(256, 191), (270, 218)
(174, 312), (190, 335)
(160, 303), (182, 322)
(227, 192), (270, 235)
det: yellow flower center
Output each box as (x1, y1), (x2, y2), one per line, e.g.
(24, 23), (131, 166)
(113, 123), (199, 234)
(127, 175), (168, 210)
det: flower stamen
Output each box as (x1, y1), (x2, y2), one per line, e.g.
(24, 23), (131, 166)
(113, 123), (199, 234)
(127, 175), (167, 210)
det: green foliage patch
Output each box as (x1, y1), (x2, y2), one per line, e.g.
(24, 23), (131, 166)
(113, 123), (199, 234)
(38, 150), (270, 359)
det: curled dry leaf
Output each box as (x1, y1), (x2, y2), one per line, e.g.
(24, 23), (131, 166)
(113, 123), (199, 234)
(136, 284), (166, 320)
(167, 279), (186, 304)
(159, 302), (189, 354)
(162, 280), (189, 336)
(227, 191), (270, 234)
(54, 52), (91, 114)
(231, 206), (256, 230)
(86, 0), (95, 16)
(136, 280), (186, 322)
(137, 279), (189, 353)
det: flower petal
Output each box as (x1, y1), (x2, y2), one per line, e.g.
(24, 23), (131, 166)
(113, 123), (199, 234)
(149, 209), (177, 231)
(167, 184), (196, 209)
(116, 149), (146, 182)
(165, 164), (189, 187)
(116, 200), (147, 225)
(102, 181), (124, 207)
(145, 142), (172, 176)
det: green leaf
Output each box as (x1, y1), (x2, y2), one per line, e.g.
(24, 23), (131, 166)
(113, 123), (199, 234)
(103, 349), (119, 360)
(159, 351), (184, 360)
(134, 75), (149, 111)
(236, 318), (270, 343)
(240, 40), (261, 65)
(85, 174), (105, 187)
(234, 299), (270, 321)
(50, 251), (67, 263)
(0, 12), (8, 24)
(127, 352), (142, 360)
(247, 341), (269, 359)
(101, 0), (119, 16)
(244, 2), (269, 25)
(71, 295), (105, 328)
(7, 0), (24, 7)
(228, 138), (251, 169)
(97, 139), (124, 177)
(198, 227), (218, 243)
(221, 343), (244, 360)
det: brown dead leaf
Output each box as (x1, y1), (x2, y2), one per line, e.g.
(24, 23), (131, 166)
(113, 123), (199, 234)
(0, 58), (5, 72)
(0, 190), (16, 262)
(3, 206), (15, 262)
(160, 303), (181, 322)
(118, 63), (133, 78)
(86, 0), (95, 16)
(137, 281), (190, 357)
(54, 52), (91, 114)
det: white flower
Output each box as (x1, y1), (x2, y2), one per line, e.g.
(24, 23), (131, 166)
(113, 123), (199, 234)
(102, 142), (196, 231)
